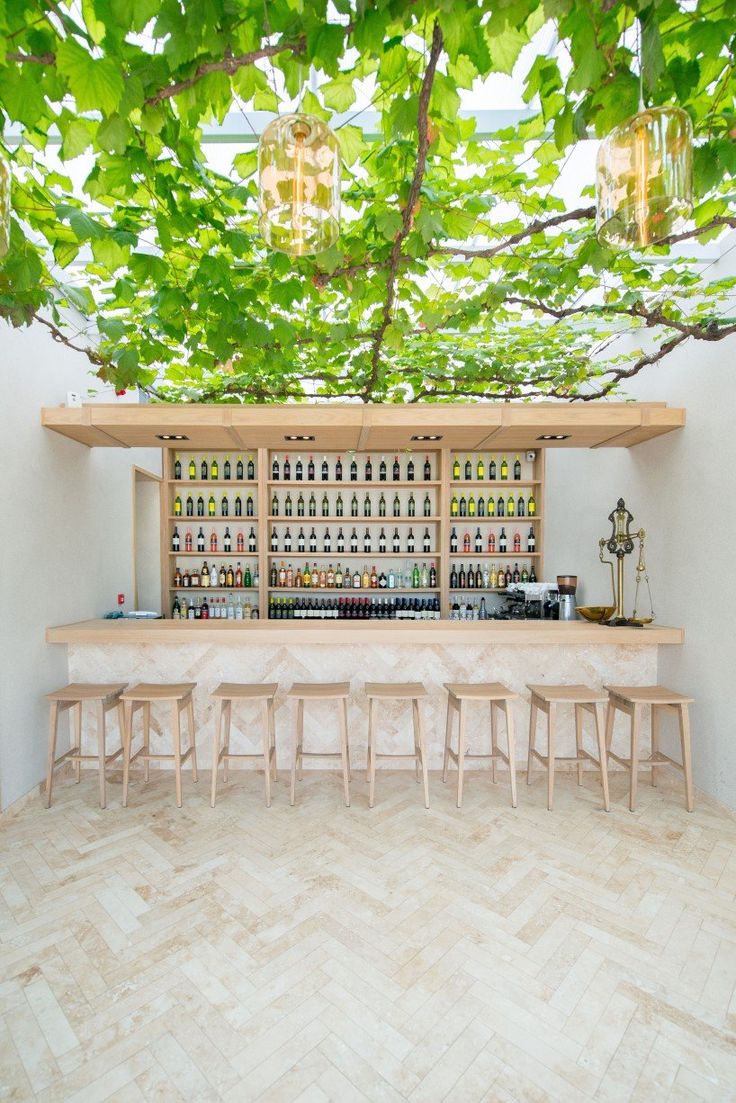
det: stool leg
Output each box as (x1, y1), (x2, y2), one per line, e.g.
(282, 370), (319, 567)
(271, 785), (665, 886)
(45, 702), (59, 808)
(678, 704), (694, 813)
(261, 699), (272, 808)
(122, 701), (133, 807)
(413, 698), (430, 809)
(526, 700), (537, 784)
(574, 704), (583, 786)
(142, 701), (151, 783)
(296, 699), (304, 780)
(442, 698), (452, 782)
(290, 699), (302, 806)
(456, 700), (466, 809)
(413, 700), (421, 783)
(116, 700), (126, 762)
(73, 702), (82, 783)
(504, 700), (518, 809)
(594, 703), (610, 812)
(651, 704), (660, 787)
(269, 699), (278, 780)
(605, 700), (615, 752)
(187, 697), (198, 782)
(367, 697), (376, 809)
(223, 700), (232, 783)
(339, 699), (350, 808)
(546, 705), (556, 812)
(96, 701), (106, 810)
(173, 702), (183, 808)
(629, 704), (641, 813)
(211, 698), (223, 808)
(490, 700), (498, 784)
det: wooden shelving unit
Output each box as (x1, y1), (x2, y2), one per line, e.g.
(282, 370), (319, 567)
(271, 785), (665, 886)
(160, 447), (545, 619)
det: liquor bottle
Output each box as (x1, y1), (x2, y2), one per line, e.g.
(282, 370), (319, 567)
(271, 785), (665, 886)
(412, 563), (420, 588)
(392, 455), (400, 480)
(322, 493), (330, 517)
(270, 528), (278, 552)
(224, 527), (232, 552)
(450, 564), (458, 588)
(407, 528), (415, 553)
(464, 456), (472, 480)
(307, 455), (315, 481)
(247, 455), (255, 480)
(507, 494), (515, 518)
(370, 565), (378, 588)
(423, 455), (431, 480)
(451, 495), (459, 517)
(499, 527), (507, 553)
(350, 456), (358, 481)
(174, 495), (182, 516)
(379, 528), (387, 553)
(458, 564), (466, 589)
(365, 455), (373, 481)
(378, 493), (386, 518)
(392, 528), (400, 553)
(513, 531), (521, 552)
(221, 495), (229, 517)
(248, 528), (256, 552)
(172, 526), (180, 552)
(477, 496), (485, 518)
(388, 569), (396, 589)
(527, 526), (536, 552)
(174, 454), (182, 479)
(490, 563), (498, 589)
(452, 456), (461, 480)
(497, 495), (505, 518)
(362, 566), (370, 589)
(350, 528), (358, 553)
(423, 528), (431, 554)
(188, 457), (196, 480)
(363, 529), (372, 553)
(467, 563), (474, 589)
(207, 495), (216, 517)
(474, 528), (482, 554)
(408, 493), (416, 517)
(185, 529), (193, 551)
(245, 495), (252, 516)
(393, 493), (401, 517)
(517, 495), (525, 517)
(423, 493), (432, 517)
(476, 456), (485, 480)
(284, 528), (292, 553)
(297, 492), (305, 517)
(224, 456), (231, 480)
(197, 527), (205, 552)
(482, 564), (490, 588)
(219, 564), (226, 586)
(294, 456), (302, 481)
(201, 562), (210, 587)
(244, 563), (252, 588)
(235, 562), (243, 587)
(201, 598), (209, 619)
(272, 454), (280, 481)
(429, 562), (437, 588)
(327, 564), (335, 587)
(463, 531), (471, 553)
(487, 532), (496, 553)
(500, 456), (508, 480)
(309, 527), (317, 553)
(468, 495), (476, 517)
(450, 527), (458, 553)
(363, 492), (371, 517)
(521, 565), (529, 582)
(498, 566), (507, 590)
(513, 563), (521, 584)
(308, 493), (316, 517)
(201, 457), (208, 480)
(336, 492), (344, 517)
(514, 455), (522, 480)
(272, 492), (279, 516)
(172, 596), (181, 619)
(335, 456), (343, 481)
(324, 529), (331, 553)
(297, 527), (305, 552)
(321, 456), (329, 481)
(407, 457), (414, 482)
(528, 493), (536, 516)
(529, 566), (537, 582)
(459, 496), (467, 518)
(211, 456), (219, 479)
(174, 566), (182, 587)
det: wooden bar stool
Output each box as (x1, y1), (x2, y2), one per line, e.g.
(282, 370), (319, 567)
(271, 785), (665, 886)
(526, 684), (610, 812)
(122, 683), (198, 808)
(442, 683), (518, 809)
(210, 683), (278, 807)
(365, 682), (429, 809)
(45, 683), (127, 809)
(287, 682), (351, 807)
(604, 685), (694, 812)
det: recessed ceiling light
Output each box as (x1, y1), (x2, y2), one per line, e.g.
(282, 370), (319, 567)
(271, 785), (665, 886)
(156, 434), (189, 440)
(537, 434), (570, 441)
(284, 434), (315, 441)
(411, 434), (443, 441)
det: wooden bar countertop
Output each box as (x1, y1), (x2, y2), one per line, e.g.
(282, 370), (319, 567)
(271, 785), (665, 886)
(46, 619), (684, 646)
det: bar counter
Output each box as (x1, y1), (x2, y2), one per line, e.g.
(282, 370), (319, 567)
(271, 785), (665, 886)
(48, 619), (682, 769)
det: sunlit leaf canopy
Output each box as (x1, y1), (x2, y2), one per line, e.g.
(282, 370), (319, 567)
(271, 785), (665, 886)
(0, 0), (735, 403)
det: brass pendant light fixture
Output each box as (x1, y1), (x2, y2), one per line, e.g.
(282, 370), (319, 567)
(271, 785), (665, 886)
(596, 22), (693, 249)
(0, 149), (10, 257)
(258, 113), (341, 257)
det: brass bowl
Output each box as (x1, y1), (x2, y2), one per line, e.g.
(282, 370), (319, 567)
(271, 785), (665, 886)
(630, 616), (653, 626)
(577, 605), (616, 623)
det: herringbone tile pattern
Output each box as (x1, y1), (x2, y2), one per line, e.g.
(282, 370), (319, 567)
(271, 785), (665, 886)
(1, 767), (735, 1102)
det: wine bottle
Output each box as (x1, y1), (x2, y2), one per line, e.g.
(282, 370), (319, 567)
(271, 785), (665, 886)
(247, 455), (254, 480)
(201, 457), (208, 480)
(499, 528), (507, 553)
(295, 456), (303, 481)
(322, 493), (330, 517)
(507, 494), (515, 517)
(406, 457), (414, 482)
(527, 526), (536, 552)
(350, 456), (358, 481)
(224, 527), (232, 552)
(308, 493), (316, 517)
(174, 495), (182, 516)
(474, 528), (482, 553)
(379, 528), (387, 553)
(363, 492), (371, 517)
(459, 496), (467, 517)
(423, 493), (431, 517)
(172, 526), (180, 551)
(392, 455), (400, 480)
(272, 492), (279, 516)
(476, 456), (485, 480)
(407, 528), (415, 553)
(270, 528), (278, 552)
(321, 456), (329, 481)
(211, 456), (219, 480)
(336, 492), (344, 517)
(408, 493), (416, 517)
(379, 456), (387, 481)
(514, 455), (522, 480)
(464, 456), (472, 480)
(285, 492), (293, 517)
(423, 455), (431, 480)
(272, 455), (280, 480)
(188, 457), (196, 480)
(174, 454), (182, 479)
(365, 455), (373, 481)
(221, 495), (229, 517)
(528, 493), (536, 516)
(307, 455), (315, 481)
(284, 528), (292, 553)
(452, 457), (461, 480)
(223, 456), (231, 481)
(451, 495), (459, 517)
(309, 527), (317, 553)
(350, 528), (358, 553)
(500, 456), (508, 480)
(450, 527), (458, 553)
(335, 456), (343, 481)
(393, 493), (401, 517)
(297, 492), (305, 517)
(379, 493), (386, 517)
(489, 457), (497, 479)
(423, 528), (431, 553)
(197, 527), (205, 552)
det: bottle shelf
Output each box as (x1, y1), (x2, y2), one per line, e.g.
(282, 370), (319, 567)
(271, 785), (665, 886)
(171, 480), (257, 487)
(450, 515), (541, 522)
(268, 481), (441, 489)
(268, 587), (440, 594)
(450, 480), (541, 488)
(169, 515), (256, 522)
(450, 587), (521, 594)
(268, 516), (440, 523)
(449, 552), (541, 558)
(170, 586), (259, 592)
(268, 551), (437, 559)
(169, 551), (257, 557)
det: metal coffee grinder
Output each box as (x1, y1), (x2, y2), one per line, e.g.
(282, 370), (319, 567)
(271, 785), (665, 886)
(557, 575), (578, 621)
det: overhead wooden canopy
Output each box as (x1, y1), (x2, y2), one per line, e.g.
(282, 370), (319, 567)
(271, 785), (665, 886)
(41, 401), (685, 450)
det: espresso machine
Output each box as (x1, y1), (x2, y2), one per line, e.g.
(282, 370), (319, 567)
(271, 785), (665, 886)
(557, 575), (578, 621)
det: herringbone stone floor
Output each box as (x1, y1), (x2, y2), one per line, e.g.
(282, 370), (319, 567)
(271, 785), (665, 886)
(1, 767), (735, 1102)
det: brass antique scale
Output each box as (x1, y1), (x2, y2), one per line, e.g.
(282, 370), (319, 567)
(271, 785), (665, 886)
(597, 498), (655, 627)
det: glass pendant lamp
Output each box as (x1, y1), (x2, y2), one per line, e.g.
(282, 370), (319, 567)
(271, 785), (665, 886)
(596, 105), (693, 249)
(0, 151), (10, 257)
(258, 113), (340, 256)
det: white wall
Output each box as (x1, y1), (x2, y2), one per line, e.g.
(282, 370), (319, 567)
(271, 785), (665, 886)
(546, 240), (736, 809)
(0, 324), (161, 811)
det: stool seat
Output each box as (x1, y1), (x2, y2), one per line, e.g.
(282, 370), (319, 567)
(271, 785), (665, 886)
(528, 683), (607, 704)
(287, 682), (350, 699)
(46, 682), (127, 702)
(212, 682), (278, 700)
(122, 682), (196, 701)
(605, 684), (694, 706)
(445, 682), (518, 701)
(365, 682), (427, 700)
